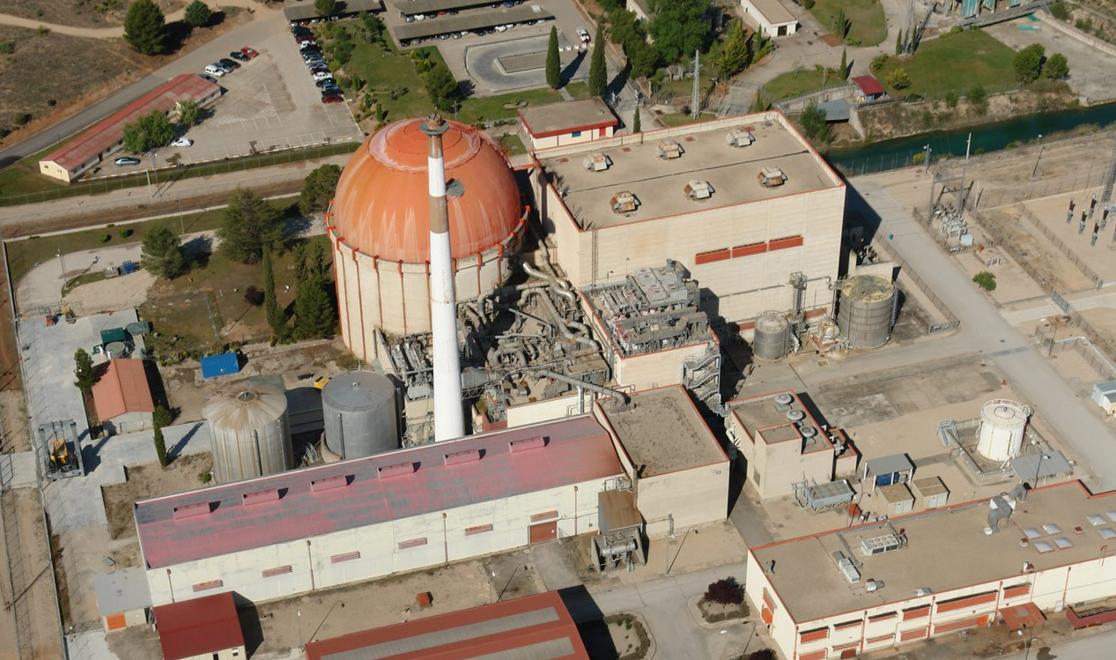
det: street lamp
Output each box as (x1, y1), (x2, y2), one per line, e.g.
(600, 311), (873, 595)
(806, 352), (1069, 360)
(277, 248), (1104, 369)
(1031, 135), (1045, 179)
(1034, 453), (1050, 489)
(923, 144), (932, 173)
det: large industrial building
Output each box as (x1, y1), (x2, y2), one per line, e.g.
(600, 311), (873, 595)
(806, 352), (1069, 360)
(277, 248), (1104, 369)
(133, 387), (729, 606)
(533, 112), (845, 329)
(746, 481), (1116, 659)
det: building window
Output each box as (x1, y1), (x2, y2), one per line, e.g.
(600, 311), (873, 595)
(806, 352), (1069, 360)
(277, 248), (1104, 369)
(694, 248), (730, 265)
(262, 565), (292, 578)
(192, 579), (223, 592)
(465, 524), (494, 536)
(571, 131), (582, 137)
(330, 551), (361, 564)
(398, 537), (428, 550)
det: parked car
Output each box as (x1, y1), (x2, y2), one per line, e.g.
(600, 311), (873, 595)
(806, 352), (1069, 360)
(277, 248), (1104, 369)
(229, 50), (249, 62)
(171, 137), (193, 147)
(320, 84), (341, 95)
(315, 77), (337, 88)
(577, 28), (591, 43)
(218, 58), (240, 70)
(114, 156), (141, 167)
(494, 24), (508, 32)
(309, 64), (330, 74)
(204, 64), (226, 77)
(295, 35), (316, 44)
(240, 47), (259, 58)
(321, 94), (343, 104)
(313, 71), (334, 81)
(199, 73), (219, 83)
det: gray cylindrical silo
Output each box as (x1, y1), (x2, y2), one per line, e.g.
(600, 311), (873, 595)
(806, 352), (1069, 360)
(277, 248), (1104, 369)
(752, 311), (790, 360)
(204, 382), (292, 484)
(321, 371), (398, 459)
(837, 274), (896, 349)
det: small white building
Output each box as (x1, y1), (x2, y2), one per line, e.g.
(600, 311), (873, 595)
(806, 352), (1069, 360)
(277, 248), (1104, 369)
(741, 0), (800, 38)
(747, 481), (1116, 659)
(518, 98), (619, 150)
(93, 568), (151, 633)
(1092, 379), (1116, 415)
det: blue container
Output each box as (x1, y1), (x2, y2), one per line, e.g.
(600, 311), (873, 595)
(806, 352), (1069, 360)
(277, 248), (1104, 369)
(200, 352), (240, 379)
(121, 261), (138, 274)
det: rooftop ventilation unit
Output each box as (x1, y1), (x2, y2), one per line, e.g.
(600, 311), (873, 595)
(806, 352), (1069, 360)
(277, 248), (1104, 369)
(800, 425), (818, 440)
(583, 153), (611, 172)
(774, 393), (794, 410)
(726, 128), (755, 148)
(833, 551), (861, 583)
(758, 167), (787, 188)
(657, 140), (683, 160)
(684, 179), (713, 200)
(861, 533), (905, 555)
(786, 409), (805, 423)
(865, 579), (883, 592)
(610, 191), (640, 214)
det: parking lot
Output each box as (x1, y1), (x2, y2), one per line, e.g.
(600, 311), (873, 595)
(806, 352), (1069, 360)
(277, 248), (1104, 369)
(381, 0), (598, 93)
(90, 24), (362, 177)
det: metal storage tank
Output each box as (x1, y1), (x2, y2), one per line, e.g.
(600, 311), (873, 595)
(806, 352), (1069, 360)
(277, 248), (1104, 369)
(837, 274), (896, 349)
(204, 382), (293, 483)
(976, 399), (1031, 462)
(322, 371), (399, 459)
(753, 311), (789, 360)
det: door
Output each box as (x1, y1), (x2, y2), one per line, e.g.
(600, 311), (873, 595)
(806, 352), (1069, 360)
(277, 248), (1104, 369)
(529, 520), (557, 544)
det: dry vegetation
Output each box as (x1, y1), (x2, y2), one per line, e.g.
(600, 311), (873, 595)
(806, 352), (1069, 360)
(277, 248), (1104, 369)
(101, 452), (214, 539)
(0, 0), (186, 28)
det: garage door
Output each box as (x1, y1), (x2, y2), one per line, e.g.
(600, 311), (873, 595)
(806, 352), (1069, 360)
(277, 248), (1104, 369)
(529, 521), (557, 544)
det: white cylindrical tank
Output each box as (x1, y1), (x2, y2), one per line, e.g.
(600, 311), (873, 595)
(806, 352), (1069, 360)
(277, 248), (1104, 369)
(977, 399), (1031, 462)
(753, 311), (789, 360)
(322, 371), (399, 459)
(205, 382), (293, 484)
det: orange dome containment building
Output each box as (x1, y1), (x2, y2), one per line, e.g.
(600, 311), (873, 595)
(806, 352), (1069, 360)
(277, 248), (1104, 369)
(327, 118), (526, 360)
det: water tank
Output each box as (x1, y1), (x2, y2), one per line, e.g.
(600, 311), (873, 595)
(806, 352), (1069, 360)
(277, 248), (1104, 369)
(205, 382), (292, 484)
(977, 399), (1031, 462)
(753, 311), (789, 360)
(837, 275), (896, 349)
(322, 371), (399, 459)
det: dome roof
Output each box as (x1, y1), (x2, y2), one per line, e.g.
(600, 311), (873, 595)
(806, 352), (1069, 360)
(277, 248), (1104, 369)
(329, 118), (523, 264)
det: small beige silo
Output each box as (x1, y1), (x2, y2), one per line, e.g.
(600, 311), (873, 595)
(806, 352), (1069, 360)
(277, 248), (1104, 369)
(204, 382), (293, 484)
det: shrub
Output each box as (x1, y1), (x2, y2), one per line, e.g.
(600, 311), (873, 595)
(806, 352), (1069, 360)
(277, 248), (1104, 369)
(1044, 52), (1069, 80)
(244, 286), (264, 306)
(120, 228), (134, 238)
(945, 91), (959, 108)
(1050, 0), (1070, 20)
(973, 271), (997, 291)
(14, 112), (32, 126)
(886, 67), (911, 90)
(1013, 43), (1045, 83)
(870, 53), (888, 73)
(802, 0), (815, 8)
(0, 40), (14, 54)
(703, 577), (745, 605)
(100, 234), (112, 243)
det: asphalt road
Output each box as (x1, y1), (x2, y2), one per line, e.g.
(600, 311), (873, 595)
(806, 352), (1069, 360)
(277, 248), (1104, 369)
(0, 5), (285, 169)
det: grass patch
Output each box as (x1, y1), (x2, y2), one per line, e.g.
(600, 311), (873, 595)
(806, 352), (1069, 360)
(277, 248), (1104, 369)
(62, 271), (107, 296)
(457, 87), (562, 124)
(348, 40), (439, 121)
(497, 133), (528, 156)
(809, 0), (887, 46)
(657, 112), (719, 127)
(0, 145), (69, 197)
(757, 67), (846, 103)
(565, 81), (592, 99)
(876, 29), (1016, 99)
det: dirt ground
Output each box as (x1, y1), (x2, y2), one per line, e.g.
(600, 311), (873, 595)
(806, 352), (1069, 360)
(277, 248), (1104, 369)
(101, 452), (213, 540)
(0, 489), (63, 660)
(972, 206), (1094, 293)
(0, 1), (186, 28)
(64, 270), (156, 317)
(0, 390), (28, 452)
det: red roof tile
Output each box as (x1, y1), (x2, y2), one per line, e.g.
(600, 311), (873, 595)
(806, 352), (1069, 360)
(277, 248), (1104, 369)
(135, 416), (624, 568)
(153, 592), (244, 660)
(92, 359), (155, 421)
(42, 74), (219, 172)
(852, 75), (885, 96)
(305, 592), (589, 659)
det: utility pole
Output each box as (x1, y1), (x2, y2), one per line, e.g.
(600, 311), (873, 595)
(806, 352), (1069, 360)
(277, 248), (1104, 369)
(960, 132), (973, 209)
(1031, 134), (1044, 180)
(691, 49), (700, 119)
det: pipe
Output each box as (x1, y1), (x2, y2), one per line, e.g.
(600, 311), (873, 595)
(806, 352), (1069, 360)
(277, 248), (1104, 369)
(523, 288), (599, 351)
(531, 368), (629, 404)
(423, 115), (465, 442)
(522, 261), (576, 302)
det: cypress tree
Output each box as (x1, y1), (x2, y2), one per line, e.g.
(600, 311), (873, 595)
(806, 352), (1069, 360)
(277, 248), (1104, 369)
(546, 27), (561, 89)
(263, 249), (285, 341)
(124, 0), (167, 55)
(896, 29), (904, 55)
(632, 106), (641, 133)
(588, 23), (607, 98)
(839, 48), (848, 79)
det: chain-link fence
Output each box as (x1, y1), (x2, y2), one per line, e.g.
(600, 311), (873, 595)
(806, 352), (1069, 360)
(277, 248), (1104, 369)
(0, 141), (359, 208)
(972, 165), (1109, 210)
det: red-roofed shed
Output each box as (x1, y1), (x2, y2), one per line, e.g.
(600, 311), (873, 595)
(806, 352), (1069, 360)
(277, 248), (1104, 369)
(92, 359), (155, 435)
(305, 591), (589, 660)
(153, 592), (245, 660)
(852, 75), (886, 101)
(39, 74), (221, 183)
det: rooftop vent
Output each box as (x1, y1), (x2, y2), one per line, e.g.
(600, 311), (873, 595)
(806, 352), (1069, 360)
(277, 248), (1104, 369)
(583, 153), (611, 172)
(173, 501), (215, 520)
(657, 140), (683, 160)
(378, 462), (416, 479)
(786, 409), (805, 423)
(865, 579), (883, 593)
(726, 128), (755, 148)
(311, 475), (352, 493)
(861, 533), (905, 556)
(684, 179), (713, 200)
(444, 449), (482, 466)
(774, 393), (794, 410)
(610, 190), (639, 214)
(800, 425), (818, 440)
(833, 551), (861, 583)
(758, 167), (787, 188)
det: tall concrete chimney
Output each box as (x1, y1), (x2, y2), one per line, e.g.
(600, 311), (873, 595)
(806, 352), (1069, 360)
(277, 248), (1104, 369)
(422, 115), (465, 442)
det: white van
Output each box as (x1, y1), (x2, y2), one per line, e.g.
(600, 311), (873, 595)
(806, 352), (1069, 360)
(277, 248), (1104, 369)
(204, 64), (226, 77)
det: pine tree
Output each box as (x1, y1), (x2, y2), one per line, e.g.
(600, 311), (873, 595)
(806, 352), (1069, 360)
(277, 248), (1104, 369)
(263, 249), (285, 341)
(632, 106), (641, 133)
(141, 227), (186, 279)
(588, 23), (607, 97)
(218, 189), (284, 264)
(293, 242), (335, 339)
(896, 29), (904, 55)
(839, 48), (848, 79)
(546, 27), (561, 89)
(715, 19), (750, 80)
(153, 406), (172, 467)
(74, 349), (95, 394)
(124, 0), (167, 55)
(184, 0), (211, 28)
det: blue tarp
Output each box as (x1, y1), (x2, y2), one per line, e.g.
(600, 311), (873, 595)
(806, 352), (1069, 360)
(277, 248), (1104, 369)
(200, 352), (240, 379)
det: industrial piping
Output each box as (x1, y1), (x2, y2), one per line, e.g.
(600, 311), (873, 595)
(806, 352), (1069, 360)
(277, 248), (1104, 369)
(423, 115), (465, 442)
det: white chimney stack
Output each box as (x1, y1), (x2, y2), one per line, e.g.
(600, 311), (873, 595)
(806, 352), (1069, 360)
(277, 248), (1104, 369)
(422, 115), (465, 442)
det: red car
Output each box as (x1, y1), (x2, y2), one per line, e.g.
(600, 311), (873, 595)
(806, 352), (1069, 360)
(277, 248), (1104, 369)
(240, 47), (259, 59)
(321, 94), (343, 104)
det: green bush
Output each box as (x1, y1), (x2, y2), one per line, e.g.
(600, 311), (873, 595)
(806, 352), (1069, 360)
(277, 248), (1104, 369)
(802, 0), (815, 8)
(1050, 0), (1070, 20)
(945, 91), (959, 108)
(14, 112), (32, 126)
(0, 40), (14, 54)
(100, 234), (112, 243)
(973, 271), (997, 291)
(886, 67), (911, 90)
(120, 228), (135, 238)
(870, 53), (888, 73)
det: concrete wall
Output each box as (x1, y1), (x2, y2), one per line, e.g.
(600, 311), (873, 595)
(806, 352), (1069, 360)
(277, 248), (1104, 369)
(546, 180), (843, 325)
(180, 645), (245, 660)
(637, 462), (729, 536)
(747, 548), (1116, 659)
(105, 411), (153, 436)
(725, 414), (833, 500)
(145, 475), (619, 606)
(613, 342), (708, 391)
(506, 393), (582, 428)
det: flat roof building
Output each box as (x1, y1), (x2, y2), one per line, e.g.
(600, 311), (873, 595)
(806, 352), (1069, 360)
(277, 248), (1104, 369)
(741, 0), (800, 38)
(39, 74), (221, 183)
(284, 0), (381, 22)
(746, 481), (1116, 659)
(535, 112), (845, 329)
(93, 567), (151, 634)
(518, 98), (619, 150)
(305, 591), (589, 659)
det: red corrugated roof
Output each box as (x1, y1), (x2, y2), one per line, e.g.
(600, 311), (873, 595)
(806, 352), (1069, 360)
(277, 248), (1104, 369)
(852, 75), (885, 96)
(153, 592), (244, 660)
(92, 359), (154, 421)
(305, 592), (589, 659)
(135, 416), (624, 568)
(42, 74), (219, 172)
